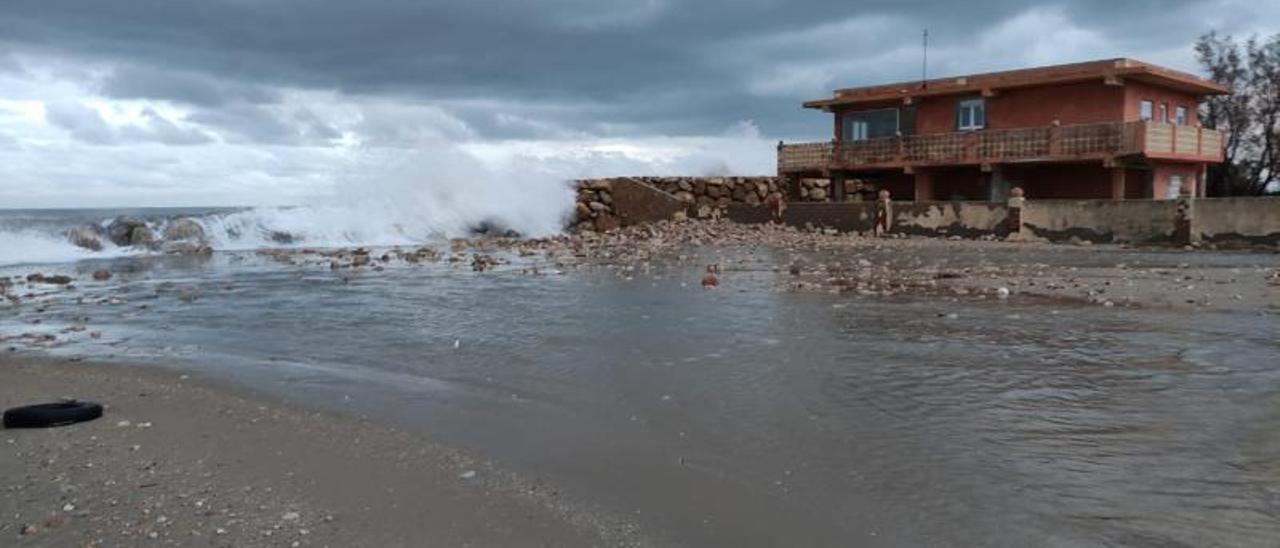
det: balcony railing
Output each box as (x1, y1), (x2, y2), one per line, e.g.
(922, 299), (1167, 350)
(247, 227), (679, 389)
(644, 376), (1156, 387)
(778, 122), (1225, 174)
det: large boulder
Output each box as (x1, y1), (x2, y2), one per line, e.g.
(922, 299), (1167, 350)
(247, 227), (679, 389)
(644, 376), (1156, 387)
(163, 218), (205, 241)
(67, 226), (103, 251)
(106, 217), (150, 247)
(130, 226), (156, 247)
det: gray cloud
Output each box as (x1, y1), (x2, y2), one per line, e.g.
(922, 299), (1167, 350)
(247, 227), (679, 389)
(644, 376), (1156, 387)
(44, 101), (117, 144)
(44, 101), (213, 146)
(2, 0), (1275, 144)
(100, 65), (282, 107)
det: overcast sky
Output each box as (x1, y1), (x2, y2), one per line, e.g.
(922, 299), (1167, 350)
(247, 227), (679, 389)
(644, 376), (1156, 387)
(1, 0), (1276, 207)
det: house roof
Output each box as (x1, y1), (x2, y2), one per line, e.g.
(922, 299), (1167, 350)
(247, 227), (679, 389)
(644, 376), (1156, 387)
(803, 58), (1230, 110)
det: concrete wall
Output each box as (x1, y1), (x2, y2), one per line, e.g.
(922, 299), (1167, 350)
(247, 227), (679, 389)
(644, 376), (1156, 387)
(728, 202), (879, 232)
(1194, 197), (1280, 246)
(892, 202), (1011, 238)
(578, 177), (1280, 247)
(1020, 200), (1180, 244)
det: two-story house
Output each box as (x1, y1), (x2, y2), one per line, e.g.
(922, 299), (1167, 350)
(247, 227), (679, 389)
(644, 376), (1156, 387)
(778, 59), (1228, 202)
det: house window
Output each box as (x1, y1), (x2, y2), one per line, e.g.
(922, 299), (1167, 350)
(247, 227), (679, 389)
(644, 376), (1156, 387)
(848, 120), (868, 140)
(1158, 103), (1168, 123)
(1139, 100), (1153, 121)
(1166, 175), (1183, 199)
(957, 99), (985, 131)
(1175, 106), (1188, 125)
(843, 108), (899, 141)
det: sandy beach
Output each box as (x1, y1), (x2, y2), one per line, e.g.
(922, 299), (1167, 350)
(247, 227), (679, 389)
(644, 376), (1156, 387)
(0, 356), (629, 547)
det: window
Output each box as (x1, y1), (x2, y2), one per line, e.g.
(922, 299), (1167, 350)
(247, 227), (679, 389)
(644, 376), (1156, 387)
(848, 120), (868, 140)
(1158, 103), (1168, 123)
(1166, 175), (1183, 199)
(957, 99), (985, 131)
(1175, 106), (1188, 125)
(1139, 100), (1153, 121)
(843, 108), (899, 141)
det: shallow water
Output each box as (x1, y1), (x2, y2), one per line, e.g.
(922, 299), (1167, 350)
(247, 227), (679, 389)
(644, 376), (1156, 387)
(3, 238), (1279, 546)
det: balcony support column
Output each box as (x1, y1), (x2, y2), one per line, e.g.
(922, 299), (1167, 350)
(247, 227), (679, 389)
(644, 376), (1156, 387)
(831, 173), (847, 202)
(1110, 167), (1126, 200)
(913, 170), (934, 202)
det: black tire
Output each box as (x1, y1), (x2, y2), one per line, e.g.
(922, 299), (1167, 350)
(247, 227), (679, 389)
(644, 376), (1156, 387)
(3, 401), (104, 429)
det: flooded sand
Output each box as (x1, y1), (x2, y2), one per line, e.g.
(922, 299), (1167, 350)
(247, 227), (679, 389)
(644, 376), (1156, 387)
(2, 236), (1279, 547)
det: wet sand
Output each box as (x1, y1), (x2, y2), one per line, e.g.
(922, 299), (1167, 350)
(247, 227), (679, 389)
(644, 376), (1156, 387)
(0, 356), (632, 547)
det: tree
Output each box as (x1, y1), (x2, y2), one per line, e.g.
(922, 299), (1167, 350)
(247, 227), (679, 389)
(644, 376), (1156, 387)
(1196, 32), (1280, 196)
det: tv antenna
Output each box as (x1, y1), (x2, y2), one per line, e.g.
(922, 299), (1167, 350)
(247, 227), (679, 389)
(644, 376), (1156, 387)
(922, 29), (929, 89)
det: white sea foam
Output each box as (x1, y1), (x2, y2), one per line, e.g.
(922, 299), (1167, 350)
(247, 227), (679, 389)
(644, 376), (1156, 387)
(0, 144), (577, 266)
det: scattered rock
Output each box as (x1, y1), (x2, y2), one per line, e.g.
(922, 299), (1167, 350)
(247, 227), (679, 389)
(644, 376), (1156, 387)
(68, 225), (104, 251)
(92, 269), (112, 281)
(27, 273), (73, 285)
(106, 217), (149, 247)
(163, 218), (206, 241)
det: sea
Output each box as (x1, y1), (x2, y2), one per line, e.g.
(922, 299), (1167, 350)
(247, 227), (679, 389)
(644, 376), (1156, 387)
(2, 206), (1279, 546)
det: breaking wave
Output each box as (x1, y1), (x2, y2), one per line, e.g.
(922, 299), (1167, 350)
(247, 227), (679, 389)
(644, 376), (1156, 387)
(0, 146), (577, 267)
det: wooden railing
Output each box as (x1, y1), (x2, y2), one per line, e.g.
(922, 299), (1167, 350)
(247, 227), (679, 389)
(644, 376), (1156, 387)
(778, 122), (1224, 174)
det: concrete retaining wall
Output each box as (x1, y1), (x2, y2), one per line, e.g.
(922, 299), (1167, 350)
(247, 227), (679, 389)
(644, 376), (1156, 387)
(1194, 197), (1280, 246)
(892, 202), (1011, 238)
(575, 177), (1280, 247)
(1021, 200), (1180, 244)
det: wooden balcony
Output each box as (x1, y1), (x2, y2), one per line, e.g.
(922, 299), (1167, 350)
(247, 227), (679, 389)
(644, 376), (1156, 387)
(778, 122), (1225, 175)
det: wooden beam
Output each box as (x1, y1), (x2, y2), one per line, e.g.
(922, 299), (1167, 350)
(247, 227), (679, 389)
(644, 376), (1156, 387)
(1104, 74), (1125, 87)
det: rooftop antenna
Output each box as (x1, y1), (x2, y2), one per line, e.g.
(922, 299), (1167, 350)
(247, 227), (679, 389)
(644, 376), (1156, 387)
(922, 29), (929, 90)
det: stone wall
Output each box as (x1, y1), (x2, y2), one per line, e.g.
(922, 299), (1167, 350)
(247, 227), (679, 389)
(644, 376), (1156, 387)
(573, 178), (688, 232)
(636, 176), (787, 207)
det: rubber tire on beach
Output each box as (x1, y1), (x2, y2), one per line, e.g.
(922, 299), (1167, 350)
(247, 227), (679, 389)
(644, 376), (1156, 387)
(3, 401), (104, 429)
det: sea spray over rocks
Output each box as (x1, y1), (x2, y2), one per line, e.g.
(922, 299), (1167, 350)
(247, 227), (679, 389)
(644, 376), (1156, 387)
(0, 146), (577, 267)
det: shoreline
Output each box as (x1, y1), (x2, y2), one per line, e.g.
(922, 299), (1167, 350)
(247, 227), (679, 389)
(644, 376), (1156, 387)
(0, 356), (640, 547)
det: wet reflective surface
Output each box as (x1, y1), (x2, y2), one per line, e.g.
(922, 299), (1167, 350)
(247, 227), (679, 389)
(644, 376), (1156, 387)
(3, 250), (1279, 546)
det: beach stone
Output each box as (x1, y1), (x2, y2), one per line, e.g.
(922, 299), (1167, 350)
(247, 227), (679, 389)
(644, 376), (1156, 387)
(92, 269), (112, 281)
(163, 218), (205, 241)
(588, 201), (609, 212)
(27, 273), (72, 285)
(68, 226), (103, 251)
(809, 188), (828, 201)
(595, 214), (622, 232)
(164, 242), (214, 256)
(129, 226), (156, 247)
(106, 217), (149, 246)
(269, 231), (296, 245)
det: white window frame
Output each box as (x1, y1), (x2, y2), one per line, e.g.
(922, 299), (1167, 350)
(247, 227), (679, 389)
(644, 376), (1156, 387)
(849, 120), (869, 141)
(1139, 100), (1153, 121)
(1175, 106), (1188, 126)
(957, 99), (985, 131)
(1166, 175), (1183, 199)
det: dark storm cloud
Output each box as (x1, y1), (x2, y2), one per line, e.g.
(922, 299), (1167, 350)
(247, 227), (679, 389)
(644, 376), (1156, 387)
(100, 65), (282, 107)
(0, 0), (1223, 140)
